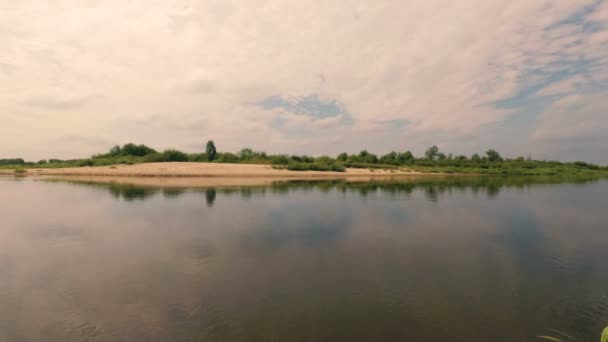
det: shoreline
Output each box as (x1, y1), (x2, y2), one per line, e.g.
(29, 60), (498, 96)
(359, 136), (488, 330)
(0, 162), (461, 188)
(0, 162), (420, 178)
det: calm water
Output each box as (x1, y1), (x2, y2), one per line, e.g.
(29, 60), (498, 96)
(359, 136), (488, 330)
(1, 176), (608, 342)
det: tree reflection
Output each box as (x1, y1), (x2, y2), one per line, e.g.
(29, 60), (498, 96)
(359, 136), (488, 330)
(205, 189), (216, 207)
(41, 174), (605, 206)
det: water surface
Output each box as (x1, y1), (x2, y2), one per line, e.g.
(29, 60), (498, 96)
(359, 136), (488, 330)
(1, 175), (607, 341)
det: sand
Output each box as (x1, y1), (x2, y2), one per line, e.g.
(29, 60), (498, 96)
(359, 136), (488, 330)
(0, 162), (420, 180)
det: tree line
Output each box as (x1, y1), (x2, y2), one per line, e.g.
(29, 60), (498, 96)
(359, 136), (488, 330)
(1, 141), (606, 174)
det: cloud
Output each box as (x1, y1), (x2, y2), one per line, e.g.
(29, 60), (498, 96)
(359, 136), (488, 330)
(0, 0), (607, 161)
(257, 94), (348, 120)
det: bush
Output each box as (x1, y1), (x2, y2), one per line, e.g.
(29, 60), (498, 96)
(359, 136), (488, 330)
(142, 153), (166, 163)
(78, 159), (94, 167)
(0, 158), (25, 165)
(161, 149), (189, 162)
(344, 162), (398, 169)
(286, 162), (345, 172)
(188, 153), (206, 162)
(109, 143), (157, 157)
(14, 168), (27, 174)
(271, 155), (290, 165)
(216, 152), (239, 163)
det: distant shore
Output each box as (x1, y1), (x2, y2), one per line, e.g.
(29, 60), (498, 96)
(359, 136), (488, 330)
(0, 162), (419, 178)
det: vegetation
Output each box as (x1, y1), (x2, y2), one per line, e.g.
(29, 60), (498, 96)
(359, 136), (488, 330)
(0, 158), (25, 165)
(206, 140), (217, 161)
(1, 142), (607, 175)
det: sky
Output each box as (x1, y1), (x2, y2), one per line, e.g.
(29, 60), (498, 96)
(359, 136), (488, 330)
(1, 0), (607, 163)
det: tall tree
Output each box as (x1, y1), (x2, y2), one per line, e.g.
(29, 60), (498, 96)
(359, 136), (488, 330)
(206, 140), (217, 161)
(425, 145), (439, 160)
(485, 149), (502, 162)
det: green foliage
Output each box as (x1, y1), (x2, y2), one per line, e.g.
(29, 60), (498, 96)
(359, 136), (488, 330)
(425, 145), (439, 160)
(0, 158), (25, 165)
(101, 143), (157, 158)
(206, 140), (217, 161)
(216, 152), (239, 163)
(14, 167), (26, 174)
(380, 151), (399, 165)
(486, 149), (503, 162)
(344, 162), (398, 169)
(187, 153), (207, 162)
(271, 155), (290, 165)
(285, 162), (345, 172)
(238, 148), (254, 160)
(78, 159), (94, 167)
(161, 149), (189, 162)
(4, 142), (608, 175)
(601, 326), (608, 342)
(398, 151), (415, 165)
(142, 153), (166, 163)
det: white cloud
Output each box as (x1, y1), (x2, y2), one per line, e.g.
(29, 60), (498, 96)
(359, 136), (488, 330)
(0, 0), (607, 161)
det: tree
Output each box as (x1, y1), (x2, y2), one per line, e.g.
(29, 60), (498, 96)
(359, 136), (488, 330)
(109, 145), (121, 156)
(206, 140), (217, 161)
(471, 153), (481, 162)
(425, 145), (439, 160)
(162, 149), (189, 162)
(380, 151), (398, 165)
(120, 143), (156, 156)
(397, 151), (415, 165)
(358, 150), (378, 164)
(485, 149), (502, 162)
(337, 152), (348, 162)
(437, 152), (447, 161)
(238, 148), (254, 160)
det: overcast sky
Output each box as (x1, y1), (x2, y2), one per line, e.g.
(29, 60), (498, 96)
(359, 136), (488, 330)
(1, 0), (607, 162)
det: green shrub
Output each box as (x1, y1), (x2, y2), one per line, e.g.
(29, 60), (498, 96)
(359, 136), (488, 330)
(78, 159), (94, 167)
(344, 162), (397, 169)
(0, 158), (25, 166)
(216, 152), (239, 163)
(271, 155), (289, 165)
(14, 168), (26, 174)
(161, 149), (189, 162)
(142, 153), (165, 163)
(286, 162), (345, 172)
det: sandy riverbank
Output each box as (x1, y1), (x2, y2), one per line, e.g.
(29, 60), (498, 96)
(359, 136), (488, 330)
(0, 162), (419, 178)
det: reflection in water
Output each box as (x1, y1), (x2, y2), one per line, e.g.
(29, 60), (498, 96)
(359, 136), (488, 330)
(205, 189), (216, 207)
(40, 174), (607, 204)
(0, 175), (607, 342)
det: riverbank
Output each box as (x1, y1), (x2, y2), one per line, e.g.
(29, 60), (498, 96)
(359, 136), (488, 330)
(0, 162), (418, 178)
